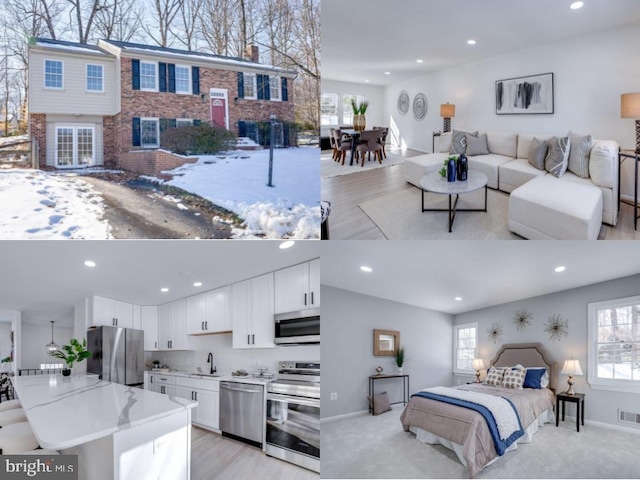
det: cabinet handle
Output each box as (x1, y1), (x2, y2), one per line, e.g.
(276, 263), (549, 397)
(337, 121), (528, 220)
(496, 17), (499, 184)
(191, 391), (194, 400)
(195, 392), (198, 401)
(205, 321), (208, 330)
(247, 334), (250, 345)
(115, 318), (118, 326)
(304, 293), (307, 306)
(150, 376), (153, 383)
(155, 341), (157, 349)
(252, 334), (255, 345)
(168, 341), (170, 349)
(201, 321), (204, 331)
(311, 292), (314, 305)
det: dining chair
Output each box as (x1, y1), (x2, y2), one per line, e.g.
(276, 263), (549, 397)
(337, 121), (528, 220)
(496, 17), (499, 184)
(333, 129), (352, 165)
(356, 130), (383, 166)
(329, 128), (338, 160)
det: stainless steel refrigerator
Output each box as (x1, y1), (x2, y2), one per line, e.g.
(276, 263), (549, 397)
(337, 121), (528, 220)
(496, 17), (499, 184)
(87, 326), (144, 386)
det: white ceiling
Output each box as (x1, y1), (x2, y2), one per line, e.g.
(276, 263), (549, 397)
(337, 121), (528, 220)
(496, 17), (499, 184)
(320, 241), (640, 315)
(0, 241), (320, 327)
(322, 0), (640, 85)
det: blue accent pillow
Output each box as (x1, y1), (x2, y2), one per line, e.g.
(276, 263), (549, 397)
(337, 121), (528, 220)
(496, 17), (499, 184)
(524, 368), (546, 389)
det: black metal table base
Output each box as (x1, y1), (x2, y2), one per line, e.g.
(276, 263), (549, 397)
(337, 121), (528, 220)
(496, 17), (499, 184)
(421, 185), (488, 232)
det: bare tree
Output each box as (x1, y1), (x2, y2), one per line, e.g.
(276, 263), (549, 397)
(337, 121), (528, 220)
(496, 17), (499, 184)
(93, 0), (143, 42)
(173, 0), (205, 50)
(143, 0), (183, 47)
(199, 0), (238, 56)
(65, 0), (108, 43)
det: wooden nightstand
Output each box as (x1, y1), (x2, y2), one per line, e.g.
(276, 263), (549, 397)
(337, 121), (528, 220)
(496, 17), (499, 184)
(556, 392), (585, 432)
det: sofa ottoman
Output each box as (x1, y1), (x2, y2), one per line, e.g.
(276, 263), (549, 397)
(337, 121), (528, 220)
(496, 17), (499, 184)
(509, 176), (603, 240)
(404, 153), (449, 187)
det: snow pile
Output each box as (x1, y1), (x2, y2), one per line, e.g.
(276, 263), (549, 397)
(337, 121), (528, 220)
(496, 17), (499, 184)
(0, 169), (111, 239)
(235, 202), (321, 239)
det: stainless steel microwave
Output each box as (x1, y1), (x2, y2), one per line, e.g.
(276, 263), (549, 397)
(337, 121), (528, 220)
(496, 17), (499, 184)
(274, 309), (320, 345)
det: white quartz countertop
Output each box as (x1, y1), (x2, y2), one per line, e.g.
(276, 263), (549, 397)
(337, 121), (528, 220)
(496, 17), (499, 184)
(145, 370), (274, 385)
(13, 374), (197, 450)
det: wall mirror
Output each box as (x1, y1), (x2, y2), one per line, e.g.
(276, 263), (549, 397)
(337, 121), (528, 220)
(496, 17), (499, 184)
(373, 329), (400, 356)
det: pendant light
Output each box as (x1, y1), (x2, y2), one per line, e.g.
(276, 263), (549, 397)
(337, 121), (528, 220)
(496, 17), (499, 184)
(46, 321), (59, 355)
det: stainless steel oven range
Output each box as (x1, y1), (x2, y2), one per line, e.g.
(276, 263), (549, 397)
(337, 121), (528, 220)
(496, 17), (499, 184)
(265, 361), (320, 473)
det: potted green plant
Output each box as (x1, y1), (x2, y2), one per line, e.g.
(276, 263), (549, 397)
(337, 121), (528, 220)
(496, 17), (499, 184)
(396, 347), (406, 374)
(51, 338), (91, 376)
(350, 98), (370, 131)
(1, 356), (11, 372)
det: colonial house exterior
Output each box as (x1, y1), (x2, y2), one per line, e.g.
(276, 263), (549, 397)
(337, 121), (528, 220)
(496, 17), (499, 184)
(28, 37), (295, 174)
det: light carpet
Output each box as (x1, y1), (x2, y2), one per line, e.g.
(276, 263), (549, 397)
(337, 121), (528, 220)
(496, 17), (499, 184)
(321, 406), (640, 479)
(322, 151), (405, 178)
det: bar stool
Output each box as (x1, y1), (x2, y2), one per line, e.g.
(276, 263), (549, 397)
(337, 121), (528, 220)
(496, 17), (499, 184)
(0, 422), (39, 454)
(0, 408), (27, 426)
(0, 399), (21, 412)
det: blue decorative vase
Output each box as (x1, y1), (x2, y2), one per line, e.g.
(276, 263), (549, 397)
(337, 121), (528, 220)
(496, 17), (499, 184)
(457, 154), (468, 181)
(447, 158), (457, 182)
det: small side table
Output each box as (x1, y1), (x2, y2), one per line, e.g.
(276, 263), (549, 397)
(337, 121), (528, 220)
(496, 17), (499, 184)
(556, 392), (585, 432)
(368, 374), (410, 414)
(619, 149), (640, 229)
(432, 132), (441, 153)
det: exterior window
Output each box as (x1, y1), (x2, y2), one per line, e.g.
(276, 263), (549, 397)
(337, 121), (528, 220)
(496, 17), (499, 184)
(244, 73), (256, 99)
(588, 295), (640, 393)
(270, 76), (280, 101)
(321, 92), (339, 126)
(342, 94), (367, 126)
(175, 66), (190, 94)
(86, 64), (104, 92)
(454, 323), (477, 374)
(176, 119), (193, 128)
(141, 118), (159, 148)
(140, 62), (157, 91)
(44, 60), (63, 89)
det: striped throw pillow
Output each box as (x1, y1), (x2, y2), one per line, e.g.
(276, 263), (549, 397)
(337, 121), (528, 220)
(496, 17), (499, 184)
(484, 367), (505, 387)
(502, 367), (526, 389)
(544, 136), (570, 178)
(567, 132), (593, 179)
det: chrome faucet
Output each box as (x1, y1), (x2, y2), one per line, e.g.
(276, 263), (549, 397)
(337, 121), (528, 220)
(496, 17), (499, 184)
(207, 353), (216, 374)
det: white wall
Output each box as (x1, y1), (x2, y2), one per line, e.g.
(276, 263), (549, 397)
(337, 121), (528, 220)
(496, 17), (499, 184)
(20, 323), (74, 369)
(321, 79), (385, 138)
(383, 23), (640, 199)
(454, 273), (640, 431)
(0, 323), (11, 368)
(321, 286), (454, 420)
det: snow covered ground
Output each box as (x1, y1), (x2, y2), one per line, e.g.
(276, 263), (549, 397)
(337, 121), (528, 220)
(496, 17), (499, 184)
(161, 147), (321, 239)
(0, 169), (111, 239)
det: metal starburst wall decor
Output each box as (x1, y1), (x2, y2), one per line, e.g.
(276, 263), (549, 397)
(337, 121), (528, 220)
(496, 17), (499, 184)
(487, 322), (503, 344)
(513, 308), (533, 331)
(544, 314), (568, 341)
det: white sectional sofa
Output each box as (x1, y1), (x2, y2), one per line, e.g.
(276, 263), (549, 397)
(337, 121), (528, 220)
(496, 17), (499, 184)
(404, 130), (619, 238)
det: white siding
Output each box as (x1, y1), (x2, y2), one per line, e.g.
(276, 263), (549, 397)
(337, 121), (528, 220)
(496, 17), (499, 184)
(30, 48), (118, 115)
(45, 114), (104, 167)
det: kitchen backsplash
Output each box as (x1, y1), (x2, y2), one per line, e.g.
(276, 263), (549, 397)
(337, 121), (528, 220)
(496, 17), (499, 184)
(144, 333), (320, 376)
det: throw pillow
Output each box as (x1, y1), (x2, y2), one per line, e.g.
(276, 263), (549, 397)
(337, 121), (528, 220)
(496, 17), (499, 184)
(589, 142), (617, 189)
(465, 133), (490, 156)
(484, 367), (505, 387)
(502, 367), (526, 389)
(368, 391), (392, 416)
(567, 131), (593, 179)
(439, 132), (453, 153)
(544, 136), (571, 178)
(450, 130), (477, 155)
(528, 137), (548, 170)
(523, 368), (547, 389)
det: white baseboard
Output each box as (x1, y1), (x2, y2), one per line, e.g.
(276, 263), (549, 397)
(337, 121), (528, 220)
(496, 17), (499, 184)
(320, 409), (369, 423)
(559, 415), (640, 435)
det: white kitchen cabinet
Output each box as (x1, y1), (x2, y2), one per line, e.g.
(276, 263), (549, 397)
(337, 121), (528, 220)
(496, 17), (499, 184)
(141, 306), (158, 351)
(186, 294), (206, 335)
(90, 296), (135, 328)
(132, 305), (141, 330)
(274, 260), (320, 314)
(157, 304), (172, 350)
(175, 378), (220, 431)
(232, 273), (275, 349)
(157, 300), (193, 350)
(205, 286), (231, 332)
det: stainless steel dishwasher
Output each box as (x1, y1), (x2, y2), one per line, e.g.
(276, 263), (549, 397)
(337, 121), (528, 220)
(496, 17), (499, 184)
(219, 381), (265, 448)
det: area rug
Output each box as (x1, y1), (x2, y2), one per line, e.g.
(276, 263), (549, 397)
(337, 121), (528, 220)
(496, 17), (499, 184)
(321, 151), (404, 178)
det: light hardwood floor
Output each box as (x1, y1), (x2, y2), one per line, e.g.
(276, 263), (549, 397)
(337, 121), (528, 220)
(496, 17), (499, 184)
(322, 149), (640, 240)
(191, 426), (319, 480)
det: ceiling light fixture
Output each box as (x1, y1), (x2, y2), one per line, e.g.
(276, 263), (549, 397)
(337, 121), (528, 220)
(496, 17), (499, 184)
(455, 297), (463, 301)
(84, 260), (96, 267)
(467, 40), (476, 45)
(46, 321), (59, 355)
(554, 266), (566, 273)
(279, 240), (295, 250)
(365, 80), (370, 83)
(360, 266), (373, 273)
(384, 71), (391, 75)
(193, 282), (203, 287)
(161, 287), (169, 292)
(416, 59), (424, 63)
(570, 1), (584, 10)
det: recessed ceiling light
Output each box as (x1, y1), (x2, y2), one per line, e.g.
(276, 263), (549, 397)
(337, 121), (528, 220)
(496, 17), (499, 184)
(360, 266), (373, 273)
(365, 80), (370, 83)
(467, 40), (476, 45)
(193, 282), (203, 287)
(554, 266), (566, 273)
(83, 260), (96, 267)
(570, 1), (584, 10)
(161, 287), (169, 292)
(384, 71), (391, 75)
(279, 240), (295, 250)
(455, 297), (463, 301)
(416, 59), (423, 63)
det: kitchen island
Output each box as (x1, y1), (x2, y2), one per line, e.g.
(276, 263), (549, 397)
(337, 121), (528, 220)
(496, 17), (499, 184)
(13, 374), (197, 480)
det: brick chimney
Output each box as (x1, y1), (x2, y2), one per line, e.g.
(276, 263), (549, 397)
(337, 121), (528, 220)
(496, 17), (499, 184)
(244, 45), (259, 63)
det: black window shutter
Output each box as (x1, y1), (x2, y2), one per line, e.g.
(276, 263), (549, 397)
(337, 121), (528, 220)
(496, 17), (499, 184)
(132, 117), (141, 146)
(192, 67), (200, 95)
(264, 75), (270, 100)
(237, 72), (244, 98)
(169, 118), (177, 128)
(168, 64), (176, 93)
(281, 77), (288, 102)
(132, 59), (140, 90)
(193, 119), (201, 126)
(257, 75), (264, 100)
(238, 120), (246, 137)
(159, 63), (167, 92)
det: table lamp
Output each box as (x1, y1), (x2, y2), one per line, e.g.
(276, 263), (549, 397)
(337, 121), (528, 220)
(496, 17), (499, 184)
(440, 103), (456, 133)
(621, 93), (640, 153)
(560, 358), (583, 395)
(472, 358), (485, 383)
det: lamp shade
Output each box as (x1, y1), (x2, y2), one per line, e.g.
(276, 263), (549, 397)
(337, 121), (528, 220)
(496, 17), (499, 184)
(440, 103), (456, 118)
(621, 93), (640, 119)
(561, 359), (583, 376)
(472, 358), (486, 370)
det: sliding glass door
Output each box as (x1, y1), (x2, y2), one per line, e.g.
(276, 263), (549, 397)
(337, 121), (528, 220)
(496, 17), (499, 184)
(55, 126), (95, 167)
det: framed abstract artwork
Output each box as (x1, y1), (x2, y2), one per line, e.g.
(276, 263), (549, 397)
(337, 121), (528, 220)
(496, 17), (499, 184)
(495, 73), (554, 115)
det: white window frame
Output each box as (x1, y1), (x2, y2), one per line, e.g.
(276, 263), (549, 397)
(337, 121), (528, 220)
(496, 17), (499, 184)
(140, 117), (160, 149)
(269, 75), (281, 102)
(54, 125), (96, 168)
(86, 64), (104, 93)
(175, 65), (191, 94)
(176, 118), (193, 128)
(342, 93), (367, 126)
(140, 61), (158, 92)
(44, 59), (64, 90)
(243, 72), (257, 100)
(453, 322), (478, 375)
(321, 92), (340, 127)
(588, 295), (640, 394)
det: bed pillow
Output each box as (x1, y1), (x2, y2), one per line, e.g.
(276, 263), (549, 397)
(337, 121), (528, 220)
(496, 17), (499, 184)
(484, 367), (505, 387)
(368, 391), (392, 416)
(523, 368), (547, 389)
(502, 367), (526, 389)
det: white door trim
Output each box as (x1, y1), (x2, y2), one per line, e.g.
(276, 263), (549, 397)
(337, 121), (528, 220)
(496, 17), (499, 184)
(210, 88), (229, 130)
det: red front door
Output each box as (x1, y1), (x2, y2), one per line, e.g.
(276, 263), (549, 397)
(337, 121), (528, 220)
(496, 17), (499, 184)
(210, 98), (227, 128)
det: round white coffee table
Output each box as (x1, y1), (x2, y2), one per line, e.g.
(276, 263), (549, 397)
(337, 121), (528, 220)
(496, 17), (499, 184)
(419, 171), (488, 232)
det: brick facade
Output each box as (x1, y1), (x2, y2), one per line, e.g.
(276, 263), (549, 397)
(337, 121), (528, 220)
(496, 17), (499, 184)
(30, 114), (47, 168)
(103, 115), (118, 168)
(118, 149), (198, 176)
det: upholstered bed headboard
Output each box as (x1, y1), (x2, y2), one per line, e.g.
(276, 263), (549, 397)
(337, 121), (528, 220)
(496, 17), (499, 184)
(490, 343), (557, 391)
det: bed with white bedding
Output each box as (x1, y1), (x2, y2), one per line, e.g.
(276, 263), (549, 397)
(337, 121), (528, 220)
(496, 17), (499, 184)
(400, 343), (557, 477)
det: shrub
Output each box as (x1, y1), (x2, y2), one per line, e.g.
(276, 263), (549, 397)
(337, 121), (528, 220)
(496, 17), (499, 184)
(161, 124), (236, 155)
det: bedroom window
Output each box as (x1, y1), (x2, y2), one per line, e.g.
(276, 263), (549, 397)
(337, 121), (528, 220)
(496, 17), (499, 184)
(454, 323), (477, 374)
(175, 65), (190, 94)
(44, 59), (63, 89)
(588, 295), (640, 394)
(140, 61), (158, 91)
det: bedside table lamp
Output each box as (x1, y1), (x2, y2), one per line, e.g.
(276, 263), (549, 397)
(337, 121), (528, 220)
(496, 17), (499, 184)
(621, 93), (640, 153)
(440, 103), (456, 133)
(561, 358), (583, 395)
(472, 358), (485, 383)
